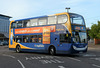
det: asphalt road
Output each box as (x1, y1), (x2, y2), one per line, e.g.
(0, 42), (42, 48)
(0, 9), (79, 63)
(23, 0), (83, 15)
(0, 46), (100, 68)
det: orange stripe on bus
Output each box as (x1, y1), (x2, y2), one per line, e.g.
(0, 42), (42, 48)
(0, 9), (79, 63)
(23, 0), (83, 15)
(15, 26), (55, 34)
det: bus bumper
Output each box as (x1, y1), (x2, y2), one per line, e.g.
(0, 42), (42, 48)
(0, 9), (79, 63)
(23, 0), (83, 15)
(70, 45), (88, 54)
(73, 45), (87, 51)
(56, 45), (88, 54)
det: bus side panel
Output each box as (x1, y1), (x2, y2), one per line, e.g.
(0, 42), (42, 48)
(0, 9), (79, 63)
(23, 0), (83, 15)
(53, 24), (73, 54)
(49, 32), (59, 48)
(15, 43), (49, 53)
(49, 33), (72, 54)
(56, 43), (72, 54)
(20, 43), (45, 50)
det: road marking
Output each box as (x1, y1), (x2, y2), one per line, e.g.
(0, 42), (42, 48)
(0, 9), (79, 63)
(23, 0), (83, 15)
(3, 54), (15, 58)
(54, 59), (64, 63)
(67, 57), (81, 62)
(50, 60), (57, 63)
(54, 56), (60, 58)
(39, 60), (47, 64)
(17, 60), (25, 68)
(39, 60), (52, 64)
(58, 66), (65, 68)
(90, 58), (100, 61)
(25, 57), (31, 60)
(82, 54), (96, 57)
(92, 64), (100, 68)
(25, 56), (56, 60)
(39, 59), (64, 64)
(31, 57), (38, 59)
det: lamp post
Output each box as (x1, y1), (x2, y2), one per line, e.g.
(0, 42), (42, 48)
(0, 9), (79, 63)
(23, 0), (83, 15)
(65, 7), (70, 13)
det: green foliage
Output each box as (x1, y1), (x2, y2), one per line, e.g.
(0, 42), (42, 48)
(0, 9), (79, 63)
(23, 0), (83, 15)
(89, 21), (100, 39)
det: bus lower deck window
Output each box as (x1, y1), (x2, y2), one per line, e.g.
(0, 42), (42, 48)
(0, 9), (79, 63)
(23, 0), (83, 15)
(23, 36), (30, 43)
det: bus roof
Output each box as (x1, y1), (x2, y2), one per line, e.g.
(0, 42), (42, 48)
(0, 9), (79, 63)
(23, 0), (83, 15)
(15, 15), (48, 21)
(14, 12), (67, 22)
(14, 12), (82, 22)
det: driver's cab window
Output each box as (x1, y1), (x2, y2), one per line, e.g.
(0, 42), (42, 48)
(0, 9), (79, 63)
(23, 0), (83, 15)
(60, 33), (71, 43)
(72, 32), (80, 43)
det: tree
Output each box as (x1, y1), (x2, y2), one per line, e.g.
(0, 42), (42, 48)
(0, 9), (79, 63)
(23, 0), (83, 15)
(86, 28), (90, 40)
(89, 21), (100, 39)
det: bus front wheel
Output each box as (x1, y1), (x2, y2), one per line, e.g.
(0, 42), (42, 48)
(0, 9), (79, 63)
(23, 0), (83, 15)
(16, 45), (21, 53)
(49, 46), (56, 55)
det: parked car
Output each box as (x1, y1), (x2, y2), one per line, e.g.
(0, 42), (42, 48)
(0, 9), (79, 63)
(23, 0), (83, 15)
(2, 41), (8, 45)
(0, 41), (2, 46)
(0, 41), (8, 46)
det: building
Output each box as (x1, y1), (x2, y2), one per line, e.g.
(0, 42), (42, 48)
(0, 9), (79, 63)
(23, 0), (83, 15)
(0, 14), (11, 44)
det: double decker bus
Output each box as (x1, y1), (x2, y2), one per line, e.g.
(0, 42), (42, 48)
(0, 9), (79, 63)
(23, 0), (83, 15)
(9, 12), (87, 55)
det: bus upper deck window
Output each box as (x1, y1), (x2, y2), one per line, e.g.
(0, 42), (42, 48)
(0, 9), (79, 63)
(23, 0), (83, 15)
(11, 22), (16, 28)
(30, 19), (38, 26)
(23, 20), (30, 27)
(48, 16), (57, 25)
(17, 21), (23, 28)
(39, 18), (47, 25)
(58, 15), (68, 24)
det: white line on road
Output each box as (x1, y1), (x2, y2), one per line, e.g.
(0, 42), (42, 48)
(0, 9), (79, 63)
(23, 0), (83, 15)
(17, 60), (25, 68)
(50, 60), (57, 63)
(82, 54), (96, 57)
(54, 59), (64, 63)
(54, 56), (60, 58)
(92, 64), (100, 68)
(2, 54), (15, 58)
(90, 58), (100, 61)
(58, 66), (65, 68)
(39, 60), (52, 64)
(67, 57), (81, 62)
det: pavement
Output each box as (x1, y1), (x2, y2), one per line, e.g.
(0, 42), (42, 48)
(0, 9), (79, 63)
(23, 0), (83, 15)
(88, 43), (100, 51)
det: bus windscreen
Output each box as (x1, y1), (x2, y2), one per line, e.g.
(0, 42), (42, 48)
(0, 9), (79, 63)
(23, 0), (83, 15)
(69, 13), (85, 25)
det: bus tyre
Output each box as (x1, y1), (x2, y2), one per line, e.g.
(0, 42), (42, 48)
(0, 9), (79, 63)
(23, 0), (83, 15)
(16, 46), (21, 53)
(49, 47), (56, 55)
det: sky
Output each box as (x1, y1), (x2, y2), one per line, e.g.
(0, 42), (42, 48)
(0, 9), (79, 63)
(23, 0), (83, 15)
(0, 0), (100, 28)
